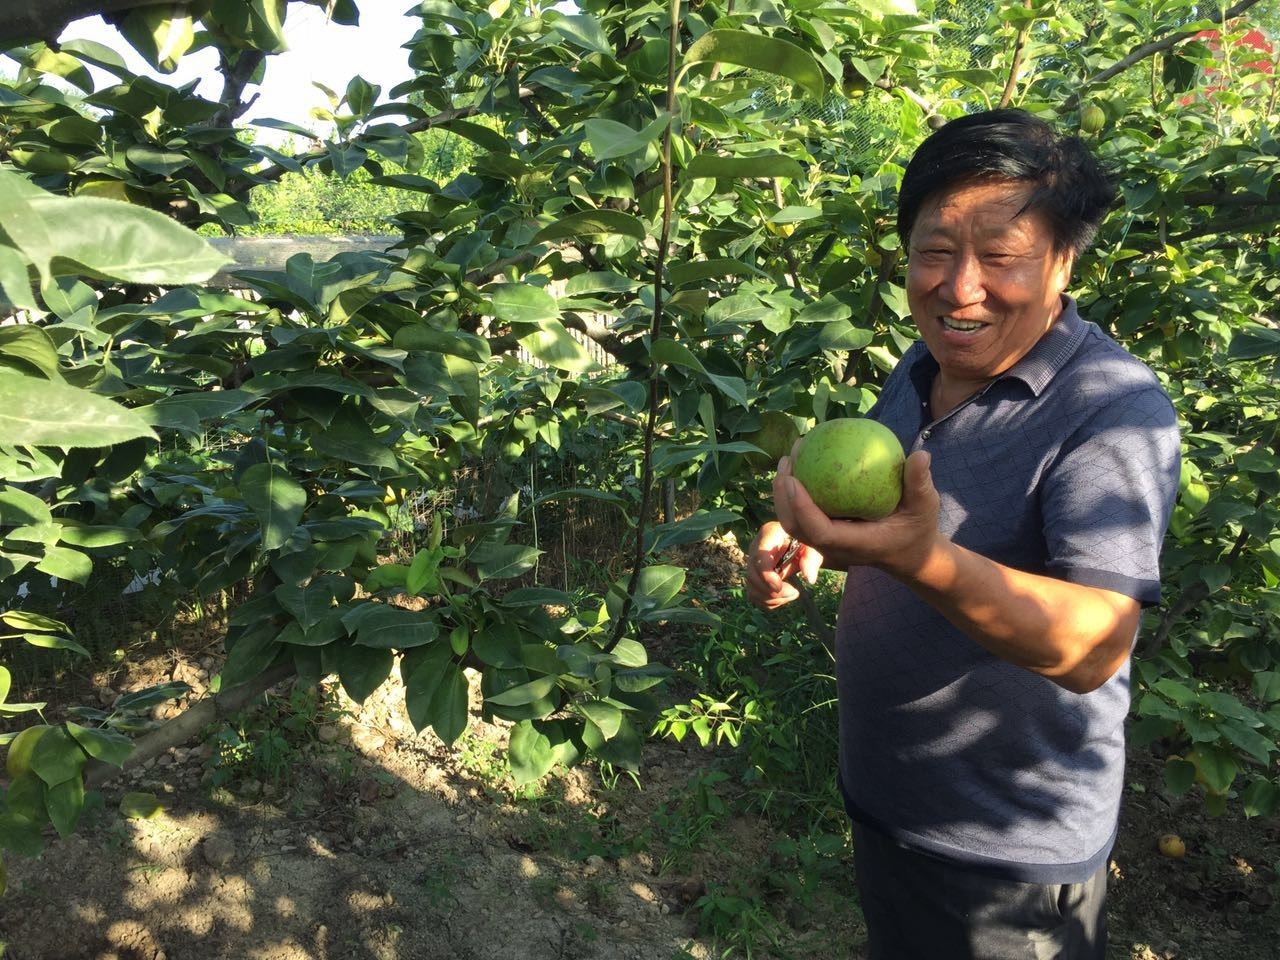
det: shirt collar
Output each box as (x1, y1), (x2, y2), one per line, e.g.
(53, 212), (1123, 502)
(905, 295), (1088, 400)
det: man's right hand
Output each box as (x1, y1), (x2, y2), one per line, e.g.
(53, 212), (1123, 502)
(745, 520), (823, 611)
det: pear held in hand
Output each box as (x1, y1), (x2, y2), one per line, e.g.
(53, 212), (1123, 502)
(792, 418), (905, 520)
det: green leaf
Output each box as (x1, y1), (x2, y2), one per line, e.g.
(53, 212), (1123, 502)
(120, 791), (165, 820)
(336, 644), (393, 705)
(1, 611), (67, 634)
(1252, 671), (1280, 703)
(470, 621), (524, 668)
(0, 372), (156, 448)
(1216, 720), (1275, 766)
(818, 321), (874, 351)
(485, 674), (557, 707)
(0, 246), (36, 312)
(518, 319), (599, 374)
(609, 638), (648, 669)
(220, 626), (281, 689)
(66, 722), (133, 767)
(35, 546), (92, 585)
(393, 326), (491, 362)
(0, 486), (53, 526)
(30, 726), (86, 787)
(0, 811), (45, 857)
(668, 258), (767, 287)
(113, 681), (189, 714)
(1242, 779), (1280, 818)
(581, 714), (642, 770)
(438, 118), (512, 154)
(0, 666), (9, 705)
(116, 5), (196, 72)
(429, 662), (469, 745)
(582, 114), (670, 161)
(353, 606), (439, 649)
(403, 642), (451, 732)
(275, 581), (339, 632)
(309, 406), (399, 471)
(682, 30), (826, 99)
(684, 154), (805, 181)
(21, 633), (90, 657)
(579, 700), (623, 740)
(531, 209), (647, 245)
(471, 543), (541, 581)
(489, 284), (559, 325)
(0, 321), (57, 377)
(209, 0), (288, 52)
(550, 13), (614, 57)
(508, 720), (557, 786)
(1163, 758), (1196, 795)
(0, 172), (229, 285)
(1228, 325), (1280, 360)
(125, 145), (192, 176)
(240, 463), (307, 552)
(57, 525), (140, 548)
(1189, 745), (1238, 794)
(45, 775), (85, 838)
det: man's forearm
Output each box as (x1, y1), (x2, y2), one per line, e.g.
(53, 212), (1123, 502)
(889, 536), (1140, 694)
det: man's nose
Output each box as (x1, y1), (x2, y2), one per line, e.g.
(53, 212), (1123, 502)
(940, 254), (984, 306)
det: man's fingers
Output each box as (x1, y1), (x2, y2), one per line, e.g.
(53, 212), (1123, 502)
(800, 545), (823, 584)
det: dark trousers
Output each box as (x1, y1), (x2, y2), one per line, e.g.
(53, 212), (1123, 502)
(851, 822), (1108, 960)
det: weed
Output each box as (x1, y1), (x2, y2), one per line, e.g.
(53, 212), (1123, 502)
(658, 575), (845, 833)
(202, 682), (350, 791)
(694, 880), (788, 960)
(654, 770), (729, 875)
(416, 853), (462, 909)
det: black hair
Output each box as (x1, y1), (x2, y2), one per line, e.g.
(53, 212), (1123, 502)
(896, 109), (1117, 258)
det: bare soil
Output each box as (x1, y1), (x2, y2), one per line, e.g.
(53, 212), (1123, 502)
(1, 610), (1276, 960)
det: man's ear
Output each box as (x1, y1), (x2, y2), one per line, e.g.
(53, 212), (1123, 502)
(1052, 250), (1075, 294)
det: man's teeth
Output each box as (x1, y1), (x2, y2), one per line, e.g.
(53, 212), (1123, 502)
(941, 317), (983, 332)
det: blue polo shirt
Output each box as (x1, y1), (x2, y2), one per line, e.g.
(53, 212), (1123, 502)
(838, 298), (1181, 883)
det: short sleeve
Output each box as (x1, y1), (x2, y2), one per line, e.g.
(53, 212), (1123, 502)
(1040, 387), (1181, 605)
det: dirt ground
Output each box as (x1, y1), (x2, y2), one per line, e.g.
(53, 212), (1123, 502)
(1, 626), (1277, 960)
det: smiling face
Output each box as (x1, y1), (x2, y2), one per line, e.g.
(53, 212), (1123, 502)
(907, 179), (1074, 395)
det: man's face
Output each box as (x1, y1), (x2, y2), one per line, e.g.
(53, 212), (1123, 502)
(906, 179), (1073, 386)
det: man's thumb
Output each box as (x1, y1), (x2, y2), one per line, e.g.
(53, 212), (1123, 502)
(903, 450), (934, 502)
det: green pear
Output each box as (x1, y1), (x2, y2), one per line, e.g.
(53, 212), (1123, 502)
(744, 411), (801, 469)
(792, 418), (904, 519)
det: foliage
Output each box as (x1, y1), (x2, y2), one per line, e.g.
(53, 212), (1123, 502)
(0, 0), (1278, 899)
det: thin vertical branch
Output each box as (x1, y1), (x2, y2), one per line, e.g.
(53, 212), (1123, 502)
(772, 179), (803, 289)
(608, 0), (681, 651)
(998, 0), (1034, 109)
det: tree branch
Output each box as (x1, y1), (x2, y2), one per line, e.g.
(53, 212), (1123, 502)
(211, 48), (267, 130)
(1066, 0), (1267, 110)
(83, 662), (297, 790)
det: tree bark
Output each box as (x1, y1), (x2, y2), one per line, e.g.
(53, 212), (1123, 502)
(0, 0), (176, 44)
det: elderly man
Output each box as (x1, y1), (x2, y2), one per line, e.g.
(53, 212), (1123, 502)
(746, 109), (1181, 959)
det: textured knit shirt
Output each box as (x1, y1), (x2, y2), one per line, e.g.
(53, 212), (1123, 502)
(838, 297), (1181, 884)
